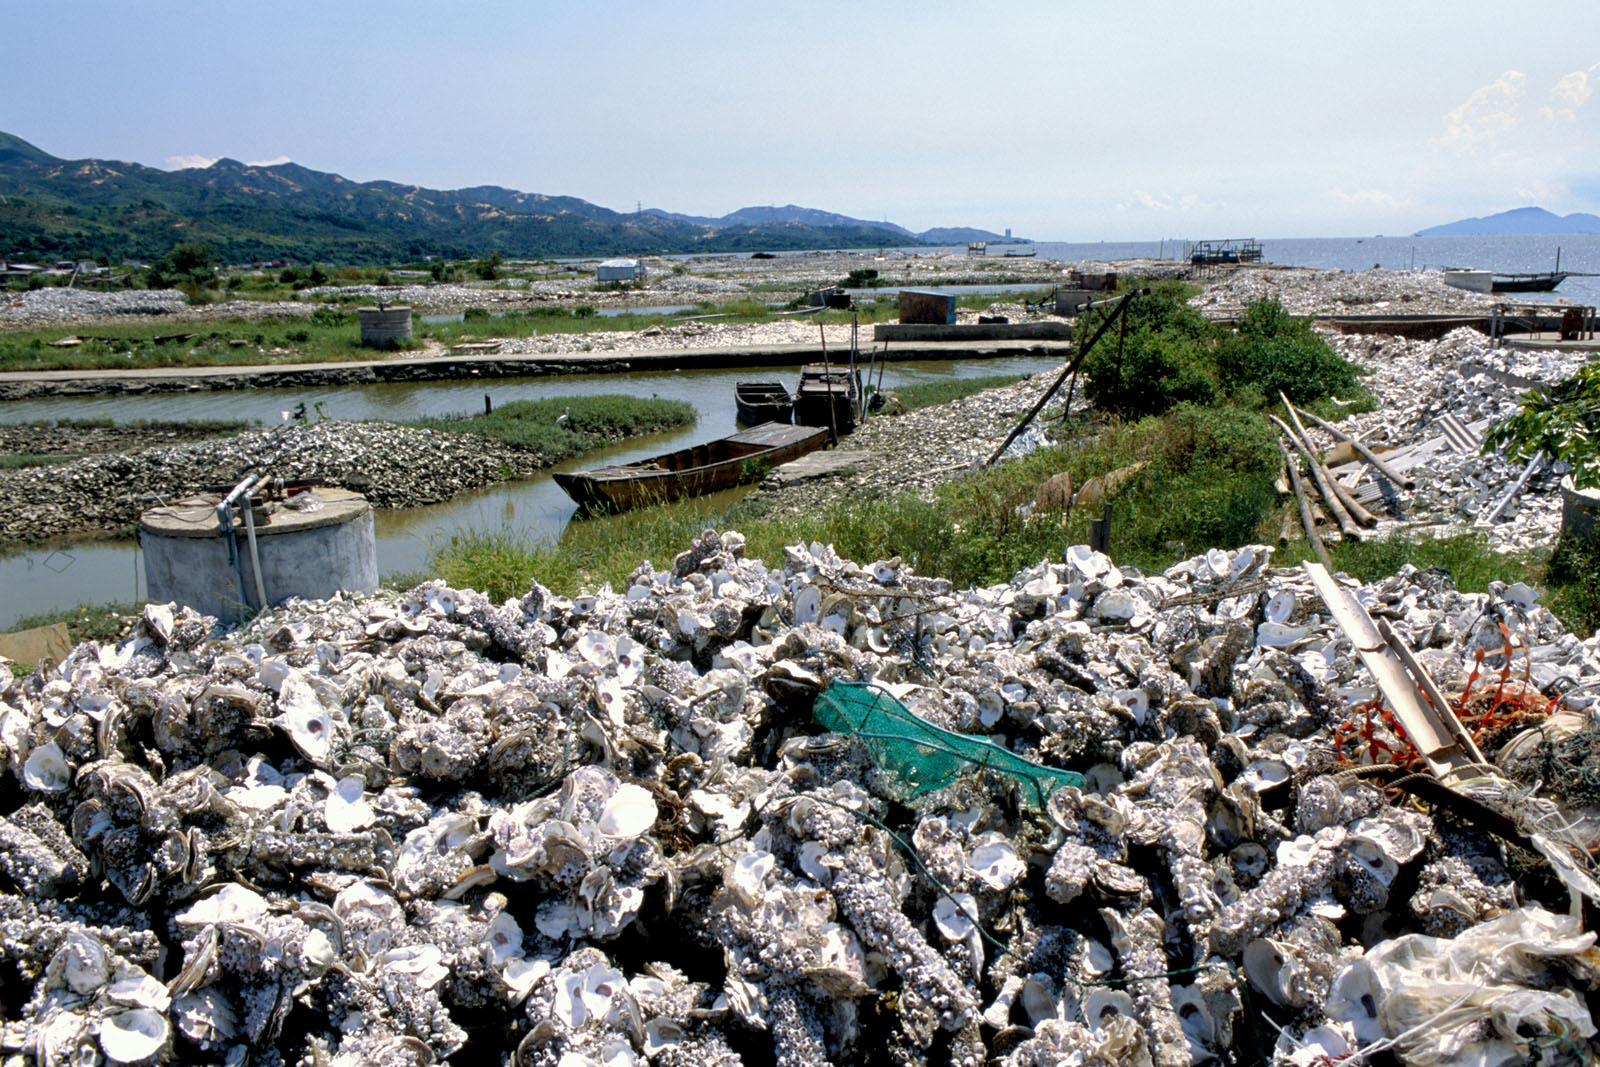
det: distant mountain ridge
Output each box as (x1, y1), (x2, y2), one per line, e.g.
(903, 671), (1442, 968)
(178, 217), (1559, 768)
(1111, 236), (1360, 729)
(0, 130), (1017, 263)
(1415, 206), (1600, 236)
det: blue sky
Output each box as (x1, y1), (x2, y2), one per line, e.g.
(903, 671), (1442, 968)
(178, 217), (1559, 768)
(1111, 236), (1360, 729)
(5, 1), (1599, 240)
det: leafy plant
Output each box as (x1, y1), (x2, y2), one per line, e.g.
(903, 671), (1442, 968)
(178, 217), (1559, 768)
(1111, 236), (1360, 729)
(1214, 298), (1359, 406)
(1485, 363), (1600, 489)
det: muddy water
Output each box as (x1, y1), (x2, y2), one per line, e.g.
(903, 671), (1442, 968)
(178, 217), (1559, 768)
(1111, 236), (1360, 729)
(0, 355), (1060, 628)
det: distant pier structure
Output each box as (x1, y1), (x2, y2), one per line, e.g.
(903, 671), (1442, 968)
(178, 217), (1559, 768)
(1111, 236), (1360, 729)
(1188, 238), (1263, 266)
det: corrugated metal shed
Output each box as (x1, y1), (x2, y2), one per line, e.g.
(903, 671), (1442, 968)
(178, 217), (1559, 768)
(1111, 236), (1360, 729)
(597, 258), (641, 282)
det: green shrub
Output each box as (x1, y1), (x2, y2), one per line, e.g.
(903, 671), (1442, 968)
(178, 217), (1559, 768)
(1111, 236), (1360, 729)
(463, 306), (491, 322)
(1485, 362), (1600, 489)
(1215, 299), (1360, 406)
(309, 306), (347, 328)
(1082, 329), (1218, 418)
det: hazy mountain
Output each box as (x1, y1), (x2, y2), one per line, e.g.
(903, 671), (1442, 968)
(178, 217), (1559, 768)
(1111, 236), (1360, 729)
(1415, 206), (1600, 236)
(641, 204), (1020, 244)
(0, 131), (926, 262)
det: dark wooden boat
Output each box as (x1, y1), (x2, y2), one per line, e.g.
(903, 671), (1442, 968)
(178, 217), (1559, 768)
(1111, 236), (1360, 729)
(1491, 271), (1567, 293)
(553, 422), (826, 512)
(734, 380), (792, 425)
(793, 364), (861, 436)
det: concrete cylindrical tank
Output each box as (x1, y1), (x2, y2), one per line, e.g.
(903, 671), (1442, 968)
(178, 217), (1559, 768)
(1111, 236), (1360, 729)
(141, 487), (378, 623)
(358, 306), (413, 347)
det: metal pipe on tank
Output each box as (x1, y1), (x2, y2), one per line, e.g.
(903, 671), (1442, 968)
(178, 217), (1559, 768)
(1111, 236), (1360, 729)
(216, 472), (269, 615)
(240, 498), (269, 612)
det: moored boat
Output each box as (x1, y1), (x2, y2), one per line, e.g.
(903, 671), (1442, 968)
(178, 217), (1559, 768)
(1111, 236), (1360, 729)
(1491, 271), (1568, 293)
(553, 422), (826, 512)
(734, 380), (792, 425)
(793, 364), (860, 436)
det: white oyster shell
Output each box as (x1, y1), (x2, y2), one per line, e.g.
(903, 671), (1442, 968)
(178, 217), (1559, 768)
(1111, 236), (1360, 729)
(22, 740), (71, 792)
(324, 774), (375, 833)
(99, 1008), (169, 1064)
(597, 784), (657, 839)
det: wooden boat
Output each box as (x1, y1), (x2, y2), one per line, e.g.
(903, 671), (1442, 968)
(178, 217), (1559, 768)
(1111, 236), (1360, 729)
(793, 364), (861, 436)
(1492, 250), (1569, 293)
(1002, 249), (1037, 258)
(1492, 271), (1567, 293)
(553, 422), (826, 512)
(734, 380), (792, 425)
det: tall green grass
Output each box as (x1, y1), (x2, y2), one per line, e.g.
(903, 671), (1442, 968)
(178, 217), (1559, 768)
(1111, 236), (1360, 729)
(890, 374), (1030, 412)
(405, 395), (695, 458)
(430, 403), (1284, 597)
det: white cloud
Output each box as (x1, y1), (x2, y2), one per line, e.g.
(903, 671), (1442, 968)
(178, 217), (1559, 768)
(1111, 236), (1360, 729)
(1114, 190), (1210, 212)
(1330, 187), (1406, 209)
(246, 155), (292, 167)
(1542, 63), (1599, 122)
(165, 153), (217, 170)
(1438, 70), (1525, 149)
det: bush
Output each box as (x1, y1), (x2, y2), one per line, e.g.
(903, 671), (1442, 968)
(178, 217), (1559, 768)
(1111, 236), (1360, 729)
(1082, 329), (1218, 418)
(463, 306), (491, 322)
(309, 306), (347, 328)
(1215, 299), (1359, 405)
(474, 253), (503, 281)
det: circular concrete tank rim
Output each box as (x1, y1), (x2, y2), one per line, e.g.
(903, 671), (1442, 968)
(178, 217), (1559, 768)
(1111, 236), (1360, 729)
(139, 487), (372, 539)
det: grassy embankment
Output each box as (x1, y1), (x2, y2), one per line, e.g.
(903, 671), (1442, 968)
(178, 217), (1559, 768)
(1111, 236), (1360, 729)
(427, 285), (1600, 637)
(0, 298), (926, 374)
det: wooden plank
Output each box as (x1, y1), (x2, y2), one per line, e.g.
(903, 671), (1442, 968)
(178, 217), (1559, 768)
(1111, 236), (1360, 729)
(1304, 562), (1484, 783)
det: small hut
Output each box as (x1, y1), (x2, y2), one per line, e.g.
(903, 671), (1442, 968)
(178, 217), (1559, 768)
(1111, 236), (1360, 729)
(597, 258), (643, 283)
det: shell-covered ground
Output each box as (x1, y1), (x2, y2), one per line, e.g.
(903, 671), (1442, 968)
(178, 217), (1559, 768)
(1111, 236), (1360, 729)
(3, 525), (1599, 1066)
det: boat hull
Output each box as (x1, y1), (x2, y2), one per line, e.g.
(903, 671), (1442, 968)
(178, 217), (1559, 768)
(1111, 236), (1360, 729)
(553, 422), (826, 512)
(1492, 272), (1567, 293)
(734, 380), (793, 425)
(793, 365), (861, 435)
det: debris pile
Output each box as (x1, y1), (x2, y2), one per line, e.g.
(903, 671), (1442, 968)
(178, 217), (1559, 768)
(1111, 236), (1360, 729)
(1294, 327), (1592, 553)
(5, 530), (1600, 1064)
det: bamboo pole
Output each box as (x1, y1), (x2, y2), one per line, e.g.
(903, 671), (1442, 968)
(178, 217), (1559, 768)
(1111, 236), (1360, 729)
(1278, 438), (1332, 568)
(1270, 414), (1362, 538)
(819, 323), (839, 445)
(1281, 392), (1414, 490)
(1280, 397), (1378, 526)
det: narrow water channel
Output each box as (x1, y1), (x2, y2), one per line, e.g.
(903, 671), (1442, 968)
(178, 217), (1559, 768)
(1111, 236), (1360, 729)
(0, 355), (1061, 628)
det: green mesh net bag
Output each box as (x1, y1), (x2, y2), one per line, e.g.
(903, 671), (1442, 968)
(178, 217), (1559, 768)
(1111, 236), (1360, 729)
(812, 680), (1084, 809)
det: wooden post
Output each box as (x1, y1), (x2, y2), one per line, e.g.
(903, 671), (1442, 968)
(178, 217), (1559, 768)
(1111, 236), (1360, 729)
(485, 394), (493, 415)
(1088, 501), (1112, 554)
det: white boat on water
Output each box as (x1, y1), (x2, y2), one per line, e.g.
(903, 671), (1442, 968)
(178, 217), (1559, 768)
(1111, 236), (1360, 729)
(1442, 268), (1493, 293)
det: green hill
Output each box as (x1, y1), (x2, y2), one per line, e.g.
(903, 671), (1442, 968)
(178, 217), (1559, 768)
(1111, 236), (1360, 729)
(0, 131), (921, 263)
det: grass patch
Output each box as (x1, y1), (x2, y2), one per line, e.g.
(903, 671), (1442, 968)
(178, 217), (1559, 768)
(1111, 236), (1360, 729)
(891, 374), (1030, 412)
(405, 395), (695, 458)
(1545, 536), (1600, 637)
(11, 601), (142, 646)
(1276, 530), (1528, 591)
(0, 453), (82, 469)
(0, 317), (375, 373)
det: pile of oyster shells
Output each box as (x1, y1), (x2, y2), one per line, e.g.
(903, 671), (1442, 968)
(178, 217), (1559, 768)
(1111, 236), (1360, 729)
(5, 529), (1600, 1065)
(1190, 267), (1511, 318)
(0, 421), (556, 542)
